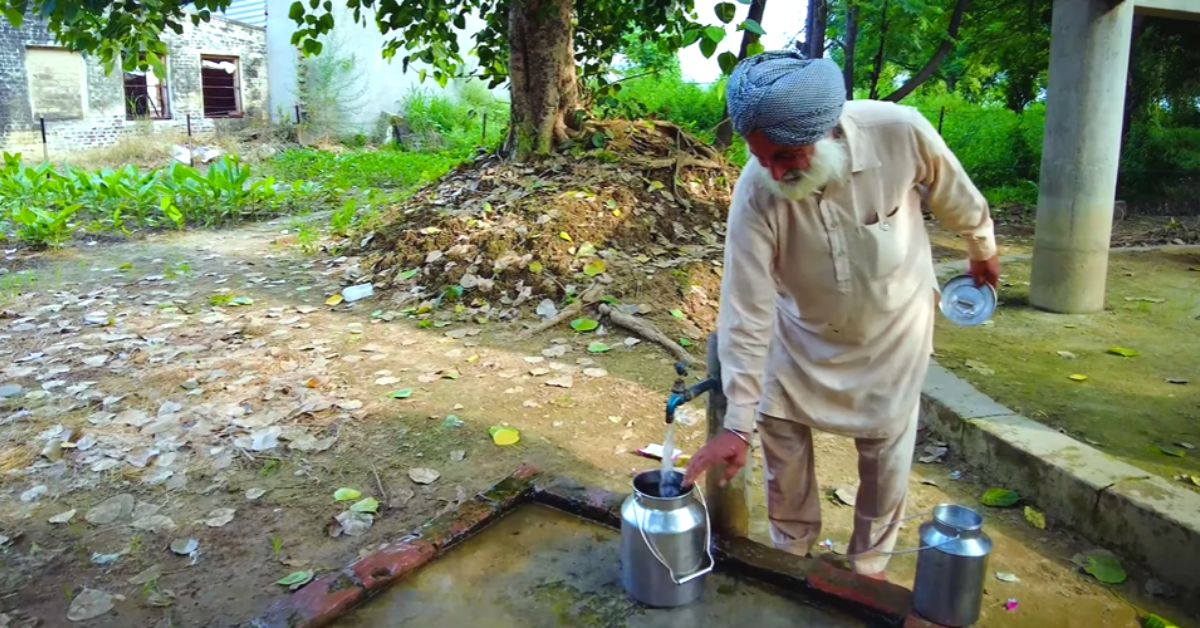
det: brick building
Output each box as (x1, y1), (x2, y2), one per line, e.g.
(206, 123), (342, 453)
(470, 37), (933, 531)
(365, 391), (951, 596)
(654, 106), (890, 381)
(0, 11), (268, 156)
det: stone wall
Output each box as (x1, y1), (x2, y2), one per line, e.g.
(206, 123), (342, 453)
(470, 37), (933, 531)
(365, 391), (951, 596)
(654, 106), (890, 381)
(0, 13), (267, 157)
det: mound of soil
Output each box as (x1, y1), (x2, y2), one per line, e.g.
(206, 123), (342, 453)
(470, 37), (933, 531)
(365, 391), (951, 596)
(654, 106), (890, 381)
(350, 120), (738, 334)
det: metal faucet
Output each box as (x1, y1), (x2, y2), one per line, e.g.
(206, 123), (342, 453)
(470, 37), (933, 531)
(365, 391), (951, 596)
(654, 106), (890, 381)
(665, 362), (718, 424)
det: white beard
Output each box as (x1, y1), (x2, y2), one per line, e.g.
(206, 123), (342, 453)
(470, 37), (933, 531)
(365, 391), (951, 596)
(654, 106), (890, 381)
(751, 136), (850, 202)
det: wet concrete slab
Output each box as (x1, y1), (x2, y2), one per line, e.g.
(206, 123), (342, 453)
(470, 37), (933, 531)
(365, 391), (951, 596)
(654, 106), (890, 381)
(333, 504), (866, 627)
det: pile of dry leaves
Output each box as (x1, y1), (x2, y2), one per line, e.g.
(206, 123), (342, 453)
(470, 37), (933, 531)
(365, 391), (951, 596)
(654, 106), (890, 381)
(346, 120), (738, 337)
(1112, 216), (1200, 247)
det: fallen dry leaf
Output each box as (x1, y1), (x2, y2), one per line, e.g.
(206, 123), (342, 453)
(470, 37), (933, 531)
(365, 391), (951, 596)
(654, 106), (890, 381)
(832, 487), (857, 507)
(408, 467), (441, 484)
(545, 375), (574, 389)
(67, 588), (119, 622)
(48, 508), (76, 524)
(204, 507), (236, 528)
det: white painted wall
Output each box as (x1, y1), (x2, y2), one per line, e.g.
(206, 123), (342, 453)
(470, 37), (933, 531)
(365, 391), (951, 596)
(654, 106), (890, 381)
(261, 0), (496, 133)
(264, 0), (299, 123)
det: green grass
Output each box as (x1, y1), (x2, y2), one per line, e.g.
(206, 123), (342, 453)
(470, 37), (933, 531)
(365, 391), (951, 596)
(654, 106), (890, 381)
(605, 71), (727, 143)
(934, 250), (1200, 482)
(265, 148), (463, 193)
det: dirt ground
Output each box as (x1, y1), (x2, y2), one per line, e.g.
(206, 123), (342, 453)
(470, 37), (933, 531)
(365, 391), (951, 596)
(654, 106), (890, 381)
(0, 216), (1194, 627)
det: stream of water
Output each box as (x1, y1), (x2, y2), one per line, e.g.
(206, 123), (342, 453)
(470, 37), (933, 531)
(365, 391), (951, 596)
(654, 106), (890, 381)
(659, 422), (678, 497)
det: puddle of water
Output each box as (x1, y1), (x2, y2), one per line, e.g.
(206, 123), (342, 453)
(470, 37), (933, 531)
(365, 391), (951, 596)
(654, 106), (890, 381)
(334, 504), (865, 627)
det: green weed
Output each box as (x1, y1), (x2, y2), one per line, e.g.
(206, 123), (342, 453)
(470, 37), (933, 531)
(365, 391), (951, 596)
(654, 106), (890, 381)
(296, 223), (319, 255)
(259, 459), (280, 477)
(329, 197), (358, 237)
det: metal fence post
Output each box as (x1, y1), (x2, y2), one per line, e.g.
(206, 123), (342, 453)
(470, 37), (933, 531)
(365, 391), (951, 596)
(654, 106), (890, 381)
(40, 117), (48, 162)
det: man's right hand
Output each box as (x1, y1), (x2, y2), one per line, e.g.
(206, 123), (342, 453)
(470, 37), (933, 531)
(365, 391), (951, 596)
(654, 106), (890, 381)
(682, 430), (750, 487)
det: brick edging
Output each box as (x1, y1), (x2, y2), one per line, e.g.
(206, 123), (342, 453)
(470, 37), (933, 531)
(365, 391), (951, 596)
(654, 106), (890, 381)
(246, 464), (944, 627)
(246, 463), (540, 628)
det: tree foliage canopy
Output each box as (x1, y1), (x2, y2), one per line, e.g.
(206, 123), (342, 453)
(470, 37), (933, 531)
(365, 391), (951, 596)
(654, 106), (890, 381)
(0, 0), (767, 99)
(284, 0), (767, 94)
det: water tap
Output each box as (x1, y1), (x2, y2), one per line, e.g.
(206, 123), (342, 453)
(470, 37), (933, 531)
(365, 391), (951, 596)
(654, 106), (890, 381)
(664, 362), (718, 424)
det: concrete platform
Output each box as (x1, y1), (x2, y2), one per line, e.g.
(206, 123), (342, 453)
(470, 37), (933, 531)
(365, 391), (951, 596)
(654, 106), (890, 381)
(921, 362), (1200, 601)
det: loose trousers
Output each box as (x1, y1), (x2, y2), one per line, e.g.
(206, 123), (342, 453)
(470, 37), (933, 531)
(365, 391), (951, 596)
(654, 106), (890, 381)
(757, 402), (919, 575)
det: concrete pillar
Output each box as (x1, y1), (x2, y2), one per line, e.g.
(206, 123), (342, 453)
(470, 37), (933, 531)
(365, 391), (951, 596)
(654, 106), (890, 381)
(704, 334), (751, 539)
(1029, 0), (1134, 313)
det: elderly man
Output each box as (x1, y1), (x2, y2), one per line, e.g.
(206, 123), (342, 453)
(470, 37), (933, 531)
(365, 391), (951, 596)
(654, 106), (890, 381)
(682, 50), (998, 579)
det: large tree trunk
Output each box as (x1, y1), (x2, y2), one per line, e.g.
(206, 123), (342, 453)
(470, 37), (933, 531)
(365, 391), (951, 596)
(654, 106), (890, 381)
(714, 0), (768, 149)
(505, 0), (579, 160)
(882, 0), (971, 102)
(843, 1), (858, 99)
(811, 0), (830, 58)
(806, 0), (828, 58)
(868, 0), (889, 100)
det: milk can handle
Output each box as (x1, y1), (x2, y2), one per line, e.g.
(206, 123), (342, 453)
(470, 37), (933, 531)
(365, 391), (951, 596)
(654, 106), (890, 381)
(637, 484), (715, 585)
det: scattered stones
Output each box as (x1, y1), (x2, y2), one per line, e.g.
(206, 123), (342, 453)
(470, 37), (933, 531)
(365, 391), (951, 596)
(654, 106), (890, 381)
(0, 383), (22, 399)
(85, 494), (135, 524)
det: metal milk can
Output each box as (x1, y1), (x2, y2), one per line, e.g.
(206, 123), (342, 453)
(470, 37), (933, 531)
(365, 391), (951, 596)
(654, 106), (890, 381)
(619, 469), (714, 607)
(912, 504), (994, 626)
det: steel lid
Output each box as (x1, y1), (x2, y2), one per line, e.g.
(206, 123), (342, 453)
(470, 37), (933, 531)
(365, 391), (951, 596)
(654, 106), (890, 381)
(939, 274), (996, 326)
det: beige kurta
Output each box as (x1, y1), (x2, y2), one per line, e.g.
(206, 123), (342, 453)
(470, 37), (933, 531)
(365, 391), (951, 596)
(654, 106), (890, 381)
(718, 99), (996, 439)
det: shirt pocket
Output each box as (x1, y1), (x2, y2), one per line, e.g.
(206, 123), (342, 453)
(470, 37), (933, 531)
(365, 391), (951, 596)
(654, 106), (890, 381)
(855, 205), (908, 279)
